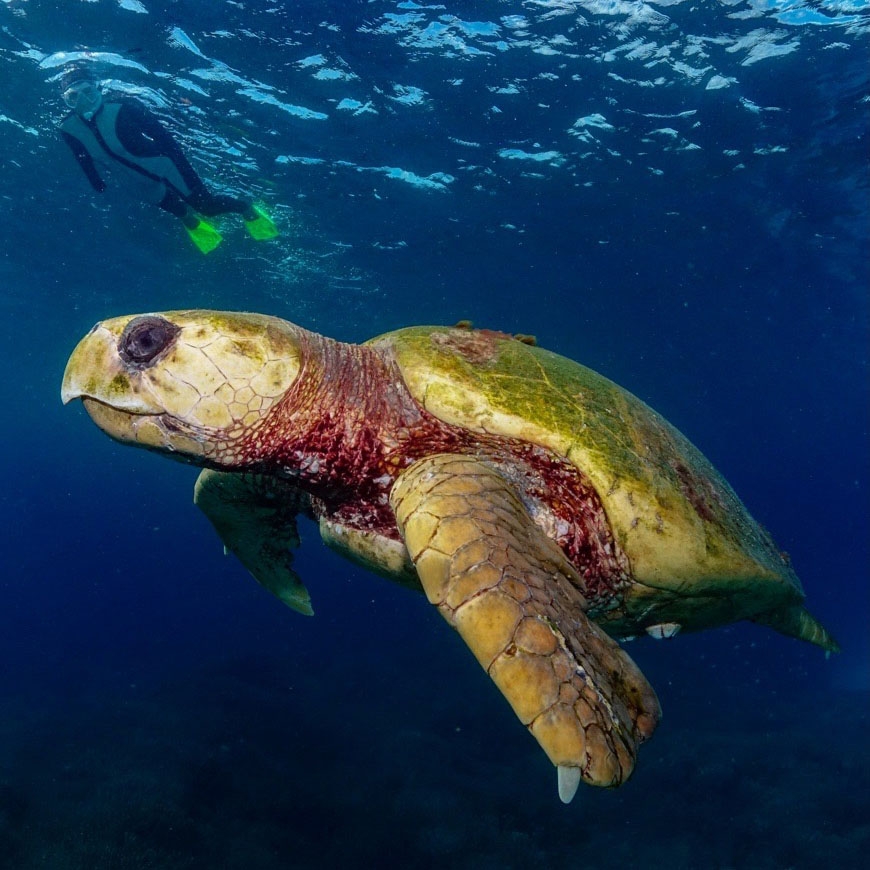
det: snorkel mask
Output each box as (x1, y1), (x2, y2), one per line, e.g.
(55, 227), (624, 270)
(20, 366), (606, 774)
(63, 80), (103, 121)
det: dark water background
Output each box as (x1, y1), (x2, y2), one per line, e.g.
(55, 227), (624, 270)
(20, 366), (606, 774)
(1, 1), (868, 867)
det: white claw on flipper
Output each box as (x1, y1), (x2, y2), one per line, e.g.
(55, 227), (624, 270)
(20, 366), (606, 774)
(645, 622), (681, 639)
(557, 765), (581, 804)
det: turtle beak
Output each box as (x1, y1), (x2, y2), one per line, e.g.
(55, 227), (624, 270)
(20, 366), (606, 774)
(62, 319), (208, 457)
(61, 323), (103, 406)
(61, 320), (166, 413)
(61, 322), (121, 405)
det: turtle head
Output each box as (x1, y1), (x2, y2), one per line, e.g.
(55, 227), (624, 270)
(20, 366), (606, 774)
(61, 310), (304, 466)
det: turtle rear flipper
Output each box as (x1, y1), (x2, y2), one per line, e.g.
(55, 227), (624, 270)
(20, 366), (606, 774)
(390, 454), (661, 802)
(751, 603), (840, 654)
(194, 469), (314, 615)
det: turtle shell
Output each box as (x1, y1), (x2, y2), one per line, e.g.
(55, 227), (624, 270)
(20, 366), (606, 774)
(368, 325), (801, 634)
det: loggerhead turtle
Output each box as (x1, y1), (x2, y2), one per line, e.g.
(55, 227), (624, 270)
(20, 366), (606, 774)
(61, 311), (837, 803)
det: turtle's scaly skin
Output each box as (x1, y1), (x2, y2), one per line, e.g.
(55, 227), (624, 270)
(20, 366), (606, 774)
(61, 311), (838, 802)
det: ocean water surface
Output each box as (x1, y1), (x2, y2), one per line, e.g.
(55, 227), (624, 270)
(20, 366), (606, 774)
(1, 1), (868, 867)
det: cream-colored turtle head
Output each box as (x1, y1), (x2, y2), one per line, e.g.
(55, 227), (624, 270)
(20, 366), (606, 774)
(61, 311), (303, 463)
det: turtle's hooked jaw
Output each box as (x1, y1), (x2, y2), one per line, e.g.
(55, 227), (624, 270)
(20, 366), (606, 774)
(62, 316), (206, 457)
(62, 310), (304, 465)
(81, 395), (208, 459)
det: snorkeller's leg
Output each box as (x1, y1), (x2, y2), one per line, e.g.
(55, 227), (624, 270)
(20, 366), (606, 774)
(187, 184), (250, 217)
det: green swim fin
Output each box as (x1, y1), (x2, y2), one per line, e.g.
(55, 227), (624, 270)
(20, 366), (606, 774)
(244, 204), (279, 241)
(186, 219), (223, 254)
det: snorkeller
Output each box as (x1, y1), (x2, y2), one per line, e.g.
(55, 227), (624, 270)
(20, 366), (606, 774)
(59, 79), (278, 253)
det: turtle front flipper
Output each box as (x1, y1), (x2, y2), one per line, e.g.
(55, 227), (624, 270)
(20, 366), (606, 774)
(194, 470), (314, 615)
(390, 454), (661, 802)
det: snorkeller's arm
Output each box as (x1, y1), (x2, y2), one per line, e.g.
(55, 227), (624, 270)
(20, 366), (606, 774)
(61, 131), (107, 193)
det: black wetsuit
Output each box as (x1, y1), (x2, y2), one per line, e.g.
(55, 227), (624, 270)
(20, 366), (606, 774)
(60, 100), (250, 221)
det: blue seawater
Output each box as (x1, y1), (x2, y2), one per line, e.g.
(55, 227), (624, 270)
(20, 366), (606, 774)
(0, 1), (867, 867)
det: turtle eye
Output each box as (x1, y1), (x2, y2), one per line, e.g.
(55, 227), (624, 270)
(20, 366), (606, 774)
(119, 316), (181, 367)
